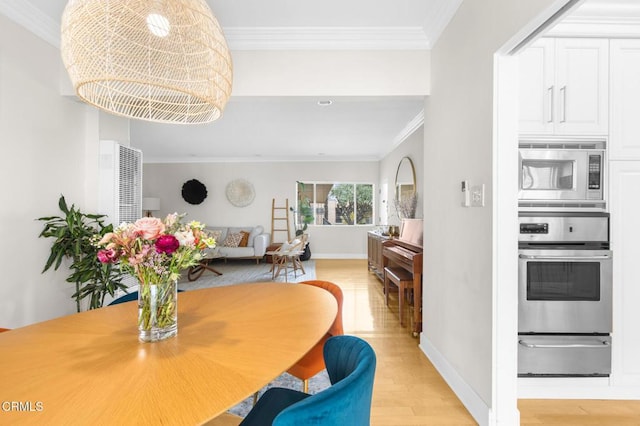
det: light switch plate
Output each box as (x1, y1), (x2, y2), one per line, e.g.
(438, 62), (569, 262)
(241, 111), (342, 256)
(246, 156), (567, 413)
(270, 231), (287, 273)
(470, 184), (485, 207)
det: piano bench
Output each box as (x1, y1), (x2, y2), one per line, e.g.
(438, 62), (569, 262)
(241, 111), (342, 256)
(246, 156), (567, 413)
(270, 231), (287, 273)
(384, 266), (414, 326)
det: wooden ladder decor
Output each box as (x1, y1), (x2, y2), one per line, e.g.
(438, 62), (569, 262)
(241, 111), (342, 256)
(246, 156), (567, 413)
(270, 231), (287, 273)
(271, 198), (291, 243)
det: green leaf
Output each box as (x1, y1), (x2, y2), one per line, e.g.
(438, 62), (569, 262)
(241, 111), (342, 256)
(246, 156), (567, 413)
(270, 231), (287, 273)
(42, 250), (60, 273)
(38, 194), (123, 311)
(58, 195), (69, 214)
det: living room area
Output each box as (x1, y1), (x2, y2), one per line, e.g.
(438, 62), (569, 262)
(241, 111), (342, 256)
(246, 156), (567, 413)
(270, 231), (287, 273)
(141, 127), (424, 262)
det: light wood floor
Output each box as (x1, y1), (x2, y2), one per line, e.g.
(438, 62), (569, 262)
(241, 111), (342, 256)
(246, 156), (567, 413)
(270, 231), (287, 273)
(315, 259), (640, 426)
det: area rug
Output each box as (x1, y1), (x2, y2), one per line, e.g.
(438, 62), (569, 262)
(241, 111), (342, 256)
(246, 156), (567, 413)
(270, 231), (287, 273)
(177, 259), (316, 291)
(228, 371), (331, 417)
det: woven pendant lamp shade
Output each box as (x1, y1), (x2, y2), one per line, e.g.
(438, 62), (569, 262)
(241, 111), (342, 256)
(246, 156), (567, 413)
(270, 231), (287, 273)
(60, 0), (233, 124)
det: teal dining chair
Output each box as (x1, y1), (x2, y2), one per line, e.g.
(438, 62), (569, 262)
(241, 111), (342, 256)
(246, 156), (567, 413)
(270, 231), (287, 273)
(108, 292), (139, 305)
(239, 335), (376, 426)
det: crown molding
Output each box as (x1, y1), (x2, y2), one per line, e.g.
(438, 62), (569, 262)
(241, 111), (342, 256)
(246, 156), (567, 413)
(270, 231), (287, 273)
(573, 1), (640, 18)
(547, 16), (640, 38)
(0, 1), (431, 52)
(224, 27), (429, 50)
(390, 109), (424, 152)
(547, 1), (640, 38)
(0, 0), (60, 48)
(143, 155), (382, 164)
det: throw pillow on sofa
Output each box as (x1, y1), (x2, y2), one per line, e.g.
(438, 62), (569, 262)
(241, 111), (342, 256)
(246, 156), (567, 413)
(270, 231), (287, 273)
(239, 231), (250, 247)
(209, 230), (223, 245)
(223, 232), (243, 247)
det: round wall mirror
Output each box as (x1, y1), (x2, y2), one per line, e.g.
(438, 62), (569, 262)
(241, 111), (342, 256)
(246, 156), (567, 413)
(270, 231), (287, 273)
(395, 156), (417, 219)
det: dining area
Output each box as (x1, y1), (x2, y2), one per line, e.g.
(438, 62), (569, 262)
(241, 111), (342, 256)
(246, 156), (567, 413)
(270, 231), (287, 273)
(0, 283), (372, 425)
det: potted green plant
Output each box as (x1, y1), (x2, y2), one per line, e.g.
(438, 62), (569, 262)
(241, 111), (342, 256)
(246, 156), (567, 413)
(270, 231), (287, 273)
(290, 182), (314, 260)
(290, 182), (314, 236)
(38, 195), (127, 311)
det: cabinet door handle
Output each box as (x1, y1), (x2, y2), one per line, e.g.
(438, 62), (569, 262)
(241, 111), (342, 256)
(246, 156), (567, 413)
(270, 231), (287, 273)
(547, 86), (554, 123)
(559, 85), (567, 123)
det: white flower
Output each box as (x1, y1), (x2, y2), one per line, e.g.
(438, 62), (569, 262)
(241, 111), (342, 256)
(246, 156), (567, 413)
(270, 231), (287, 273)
(175, 230), (195, 247)
(164, 213), (179, 228)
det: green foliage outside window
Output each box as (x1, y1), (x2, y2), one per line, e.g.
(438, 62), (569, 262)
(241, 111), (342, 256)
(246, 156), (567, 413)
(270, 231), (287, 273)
(297, 182), (373, 226)
(292, 181), (315, 235)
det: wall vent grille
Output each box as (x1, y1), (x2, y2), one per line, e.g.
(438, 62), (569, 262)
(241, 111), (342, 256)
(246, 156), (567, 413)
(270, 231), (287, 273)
(117, 144), (142, 224)
(99, 140), (143, 226)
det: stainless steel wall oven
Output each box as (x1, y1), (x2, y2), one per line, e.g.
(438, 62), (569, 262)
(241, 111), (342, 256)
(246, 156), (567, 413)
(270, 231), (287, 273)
(518, 212), (612, 377)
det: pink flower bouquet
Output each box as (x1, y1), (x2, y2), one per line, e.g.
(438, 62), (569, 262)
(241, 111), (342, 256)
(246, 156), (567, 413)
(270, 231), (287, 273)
(96, 213), (215, 341)
(96, 214), (215, 284)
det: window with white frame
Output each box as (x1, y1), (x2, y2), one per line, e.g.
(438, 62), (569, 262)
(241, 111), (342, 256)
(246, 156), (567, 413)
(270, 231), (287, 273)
(295, 182), (374, 227)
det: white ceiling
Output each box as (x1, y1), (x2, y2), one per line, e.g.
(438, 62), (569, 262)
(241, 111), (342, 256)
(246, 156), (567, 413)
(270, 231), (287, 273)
(2, 0), (637, 162)
(2, 0), (463, 162)
(132, 97), (425, 162)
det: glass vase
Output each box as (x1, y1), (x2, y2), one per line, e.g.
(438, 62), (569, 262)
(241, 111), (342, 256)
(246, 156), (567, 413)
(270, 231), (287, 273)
(138, 280), (178, 342)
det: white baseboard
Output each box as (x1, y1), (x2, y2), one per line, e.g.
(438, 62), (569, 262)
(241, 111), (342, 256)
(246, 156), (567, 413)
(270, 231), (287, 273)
(420, 336), (493, 426)
(519, 377), (640, 399)
(311, 253), (367, 259)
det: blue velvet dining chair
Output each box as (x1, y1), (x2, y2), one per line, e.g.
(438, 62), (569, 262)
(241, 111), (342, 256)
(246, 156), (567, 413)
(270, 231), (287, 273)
(239, 335), (376, 426)
(108, 291), (140, 305)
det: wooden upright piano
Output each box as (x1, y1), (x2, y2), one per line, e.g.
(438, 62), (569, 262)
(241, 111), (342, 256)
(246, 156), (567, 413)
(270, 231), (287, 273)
(382, 219), (423, 335)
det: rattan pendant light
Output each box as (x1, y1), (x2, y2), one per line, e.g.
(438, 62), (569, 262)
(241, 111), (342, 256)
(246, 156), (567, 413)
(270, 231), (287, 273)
(60, 0), (233, 124)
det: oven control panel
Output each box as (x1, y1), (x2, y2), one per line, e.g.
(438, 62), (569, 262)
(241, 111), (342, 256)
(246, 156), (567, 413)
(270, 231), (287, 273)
(518, 213), (609, 243)
(520, 223), (548, 234)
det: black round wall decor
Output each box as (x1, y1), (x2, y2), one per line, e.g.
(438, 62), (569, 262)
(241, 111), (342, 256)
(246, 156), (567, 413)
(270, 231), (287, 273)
(181, 179), (207, 205)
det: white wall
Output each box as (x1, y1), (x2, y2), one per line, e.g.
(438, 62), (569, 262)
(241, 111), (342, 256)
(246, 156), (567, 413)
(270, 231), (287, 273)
(232, 50), (430, 97)
(378, 126), (424, 226)
(0, 16), (90, 326)
(142, 160), (379, 258)
(0, 15), (132, 327)
(420, 1), (559, 424)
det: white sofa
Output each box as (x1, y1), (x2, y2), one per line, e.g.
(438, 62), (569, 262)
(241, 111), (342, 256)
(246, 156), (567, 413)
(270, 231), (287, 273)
(206, 226), (271, 263)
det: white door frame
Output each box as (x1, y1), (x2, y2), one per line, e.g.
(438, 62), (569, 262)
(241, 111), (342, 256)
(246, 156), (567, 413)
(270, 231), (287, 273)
(492, 2), (575, 423)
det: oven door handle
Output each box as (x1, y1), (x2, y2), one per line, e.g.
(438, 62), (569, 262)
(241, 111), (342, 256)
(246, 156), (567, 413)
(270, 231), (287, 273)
(518, 339), (610, 349)
(518, 254), (611, 260)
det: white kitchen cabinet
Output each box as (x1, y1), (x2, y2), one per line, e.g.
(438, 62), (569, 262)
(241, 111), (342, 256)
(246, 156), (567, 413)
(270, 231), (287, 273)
(519, 38), (609, 136)
(519, 38), (555, 134)
(610, 39), (640, 160)
(609, 161), (640, 386)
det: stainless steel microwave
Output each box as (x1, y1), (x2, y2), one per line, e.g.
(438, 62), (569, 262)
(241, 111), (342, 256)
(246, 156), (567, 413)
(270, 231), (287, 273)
(518, 140), (606, 210)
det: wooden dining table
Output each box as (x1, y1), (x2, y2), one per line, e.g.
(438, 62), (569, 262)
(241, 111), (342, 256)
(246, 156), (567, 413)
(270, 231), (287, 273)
(0, 283), (337, 425)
